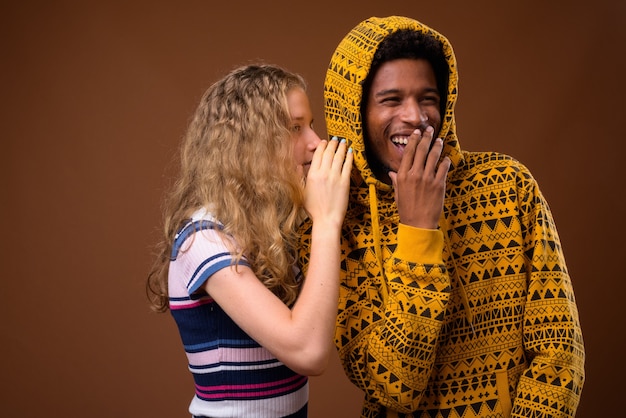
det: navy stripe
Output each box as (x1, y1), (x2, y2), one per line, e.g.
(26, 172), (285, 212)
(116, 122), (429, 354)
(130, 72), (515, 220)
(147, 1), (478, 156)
(193, 364), (300, 386)
(184, 338), (261, 352)
(187, 256), (232, 290)
(188, 259), (250, 294)
(189, 358), (279, 371)
(171, 219), (223, 260)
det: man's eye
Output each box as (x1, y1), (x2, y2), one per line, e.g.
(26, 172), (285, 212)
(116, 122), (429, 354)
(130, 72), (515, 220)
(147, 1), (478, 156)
(422, 95), (440, 104)
(380, 97), (400, 104)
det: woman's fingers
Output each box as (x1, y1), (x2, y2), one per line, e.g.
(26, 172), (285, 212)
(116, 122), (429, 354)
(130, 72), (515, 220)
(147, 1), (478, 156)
(304, 136), (352, 224)
(309, 139), (328, 170)
(311, 136), (350, 174)
(341, 144), (353, 178)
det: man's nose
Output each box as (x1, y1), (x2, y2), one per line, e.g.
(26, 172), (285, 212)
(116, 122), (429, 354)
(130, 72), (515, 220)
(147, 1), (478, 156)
(401, 100), (428, 126)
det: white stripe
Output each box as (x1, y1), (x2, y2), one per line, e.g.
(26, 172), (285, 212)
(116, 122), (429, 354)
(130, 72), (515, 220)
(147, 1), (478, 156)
(188, 383), (308, 418)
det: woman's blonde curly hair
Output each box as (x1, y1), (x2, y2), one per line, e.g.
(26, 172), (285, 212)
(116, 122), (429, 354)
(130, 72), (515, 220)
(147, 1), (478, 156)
(147, 64), (307, 312)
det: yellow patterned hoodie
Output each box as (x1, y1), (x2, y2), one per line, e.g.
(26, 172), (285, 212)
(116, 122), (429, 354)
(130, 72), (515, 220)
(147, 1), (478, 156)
(298, 16), (585, 418)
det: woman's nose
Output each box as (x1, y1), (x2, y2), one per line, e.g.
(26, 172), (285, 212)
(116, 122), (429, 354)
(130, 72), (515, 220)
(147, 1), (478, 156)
(308, 130), (322, 150)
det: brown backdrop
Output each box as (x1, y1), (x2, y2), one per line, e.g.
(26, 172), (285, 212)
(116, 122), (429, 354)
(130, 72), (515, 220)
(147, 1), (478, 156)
(2, 1), (624, 417)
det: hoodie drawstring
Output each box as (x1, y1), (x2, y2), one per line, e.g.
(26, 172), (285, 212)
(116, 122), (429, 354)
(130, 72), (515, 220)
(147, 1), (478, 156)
(367, 181), (390, 305)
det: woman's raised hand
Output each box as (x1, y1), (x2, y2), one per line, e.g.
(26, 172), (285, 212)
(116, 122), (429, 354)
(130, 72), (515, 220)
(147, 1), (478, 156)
(303, 137), (353, 227)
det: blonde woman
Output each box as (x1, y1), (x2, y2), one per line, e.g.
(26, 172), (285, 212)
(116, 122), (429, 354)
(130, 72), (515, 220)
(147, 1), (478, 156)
(147, 64), (352, 417)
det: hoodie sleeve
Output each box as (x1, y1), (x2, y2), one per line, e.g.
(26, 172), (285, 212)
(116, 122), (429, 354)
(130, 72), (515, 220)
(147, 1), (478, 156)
(336, 224), (451, 413)
(511, 169), (585, 417)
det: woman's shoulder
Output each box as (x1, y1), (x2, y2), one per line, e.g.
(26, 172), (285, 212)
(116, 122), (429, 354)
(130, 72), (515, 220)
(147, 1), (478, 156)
(172, 207), (228, 260)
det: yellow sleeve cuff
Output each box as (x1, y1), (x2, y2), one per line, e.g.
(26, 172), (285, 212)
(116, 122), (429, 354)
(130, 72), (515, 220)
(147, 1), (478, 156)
(394, 223), (445, 264)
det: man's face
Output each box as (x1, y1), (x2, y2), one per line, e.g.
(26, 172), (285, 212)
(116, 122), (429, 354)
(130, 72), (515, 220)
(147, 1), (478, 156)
(364, 58), (442, 184)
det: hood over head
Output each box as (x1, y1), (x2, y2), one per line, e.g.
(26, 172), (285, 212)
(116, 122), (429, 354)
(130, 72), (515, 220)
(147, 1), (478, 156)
(322, 17), (479, 331)
(324, 16), (464, 191)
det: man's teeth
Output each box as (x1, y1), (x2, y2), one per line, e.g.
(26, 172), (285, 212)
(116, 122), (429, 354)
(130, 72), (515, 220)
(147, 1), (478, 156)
(391, 136), (409, 145)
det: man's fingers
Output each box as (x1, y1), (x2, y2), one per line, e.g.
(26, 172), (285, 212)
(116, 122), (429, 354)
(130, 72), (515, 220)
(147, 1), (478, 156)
(389, 171), (398, 191)
(398, 129), (421, 174)
(401, 127), (435, 177)
(423, 137), (444, 174)
(436, 156), (451, 181)
(412, 126), (435, 170)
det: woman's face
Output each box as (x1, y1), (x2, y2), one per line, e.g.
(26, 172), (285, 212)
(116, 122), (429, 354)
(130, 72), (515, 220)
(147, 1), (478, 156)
(287, 87), (321, 176)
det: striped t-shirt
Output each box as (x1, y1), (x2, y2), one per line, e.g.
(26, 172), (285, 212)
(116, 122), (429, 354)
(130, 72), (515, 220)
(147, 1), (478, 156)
(168, 209), (308, 417)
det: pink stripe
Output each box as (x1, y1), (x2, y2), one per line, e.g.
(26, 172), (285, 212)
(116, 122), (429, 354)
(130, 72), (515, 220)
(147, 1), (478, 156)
(170, 297), (213, 310)
(196, 376), (307, 399)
